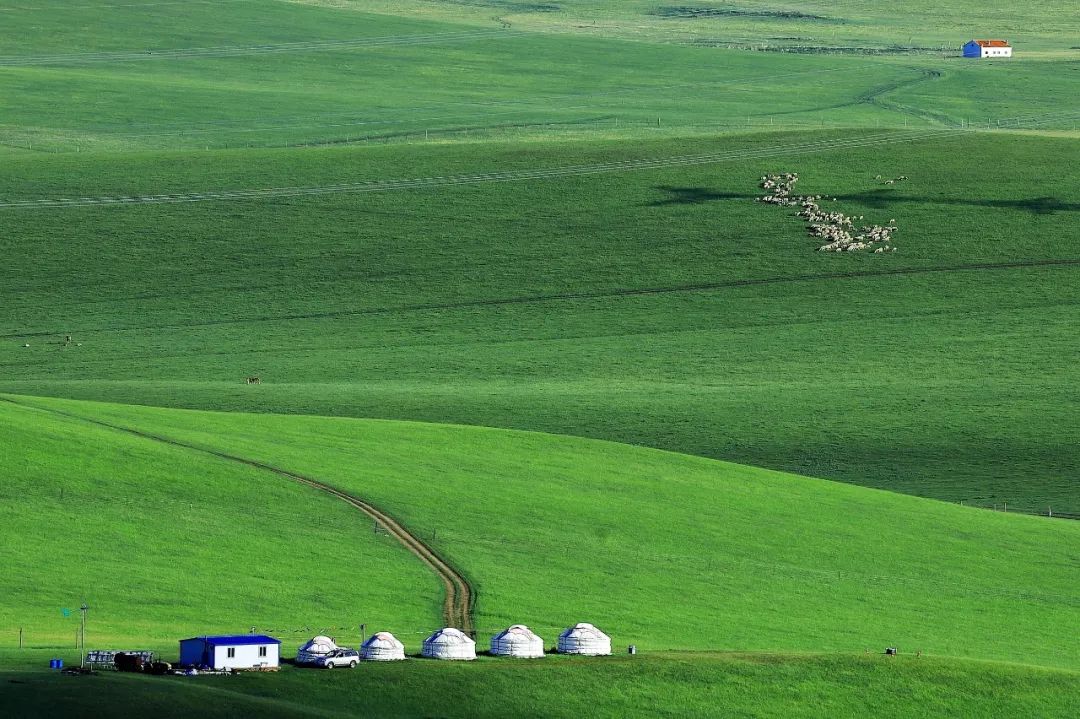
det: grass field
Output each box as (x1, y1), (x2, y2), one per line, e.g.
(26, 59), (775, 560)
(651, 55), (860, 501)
(3, 652), (1079, 718)
(0, 2), (1077, 154)
(6, 396), (1079, 670)
(0, 399), (438, 647)
(2, 130), (1077, 512)
(353, 0), (1080, 52)
(2, 0), (1079, 714)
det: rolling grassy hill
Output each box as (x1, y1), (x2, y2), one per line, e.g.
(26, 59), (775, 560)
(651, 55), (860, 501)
(2, 130), (1077, 512)
(6, 396), (1078, 671)
(0, 399), (439, 647)
(0, 1), (1077, 154)
(3, 0), (1080, 714)
(355, 0), (1080, 52)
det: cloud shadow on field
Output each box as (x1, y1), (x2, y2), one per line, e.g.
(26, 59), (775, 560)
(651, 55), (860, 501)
(840, 190), (1080, 215)
(649, 186), (756, 206)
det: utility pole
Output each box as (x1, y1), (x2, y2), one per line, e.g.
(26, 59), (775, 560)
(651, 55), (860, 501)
(79, 604), (88, 651)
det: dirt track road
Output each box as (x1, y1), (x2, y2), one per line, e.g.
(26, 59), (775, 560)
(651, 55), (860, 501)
(1, 396), (474, 633)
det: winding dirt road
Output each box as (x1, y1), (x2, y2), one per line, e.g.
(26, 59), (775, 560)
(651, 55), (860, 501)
(0, 396), (474, 633)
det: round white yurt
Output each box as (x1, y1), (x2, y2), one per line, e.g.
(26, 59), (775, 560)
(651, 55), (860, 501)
(422, 628), (476, 660)
(296, 635), (338, 665)
(359, 632), (406, 661)
(489, 624), (545, 658)
(557, 623), (611, 656)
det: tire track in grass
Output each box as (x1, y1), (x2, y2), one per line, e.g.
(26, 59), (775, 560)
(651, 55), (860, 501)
(0, 127), (974, 210)
(6, 121), (1080, 210)
(0, 395), (475, 633)
(2, 257), (1078, 340)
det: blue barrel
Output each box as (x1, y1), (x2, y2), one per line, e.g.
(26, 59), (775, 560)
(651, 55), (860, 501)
(49, 659), (58, 669)
(56, 658), (63, 669)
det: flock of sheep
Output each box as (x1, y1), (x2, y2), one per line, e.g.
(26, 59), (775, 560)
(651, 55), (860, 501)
(757, 173), (900, 253)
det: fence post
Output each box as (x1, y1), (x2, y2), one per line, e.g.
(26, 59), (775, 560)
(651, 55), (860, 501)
(19, 627), (23, 649)
(1048, 507), (1052, 517)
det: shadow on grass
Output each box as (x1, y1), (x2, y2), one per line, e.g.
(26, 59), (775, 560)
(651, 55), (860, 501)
(649, 186), (756, 206)
(650, 186), (1077, 215)
(841, 190), (1080, 214)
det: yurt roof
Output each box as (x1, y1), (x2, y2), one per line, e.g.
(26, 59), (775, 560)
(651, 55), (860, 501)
(493, 624), (542, 641)
(363, 631), (404, 648)
(424, 628), (474, 645)
(560, 622), (609, 639)
(300, 635), (337, 649)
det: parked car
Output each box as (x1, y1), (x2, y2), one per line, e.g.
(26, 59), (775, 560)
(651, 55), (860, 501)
(316, 649), (359, 669)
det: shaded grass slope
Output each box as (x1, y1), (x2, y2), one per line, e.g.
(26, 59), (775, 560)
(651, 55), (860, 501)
(2, 652), (1078, 718)
(7, 396), (1079, 670)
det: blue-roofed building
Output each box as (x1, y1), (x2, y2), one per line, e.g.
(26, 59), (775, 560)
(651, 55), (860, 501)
(179, 634), (281, 670)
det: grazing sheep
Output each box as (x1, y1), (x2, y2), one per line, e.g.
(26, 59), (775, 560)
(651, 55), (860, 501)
(758, 172), (898, 254)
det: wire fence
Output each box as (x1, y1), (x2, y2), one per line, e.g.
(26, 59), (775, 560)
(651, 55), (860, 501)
(954, 502), (1079, 520)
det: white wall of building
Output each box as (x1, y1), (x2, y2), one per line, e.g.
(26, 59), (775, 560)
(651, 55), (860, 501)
(179, 639), (279, 669)
(212, 643), (279, 669)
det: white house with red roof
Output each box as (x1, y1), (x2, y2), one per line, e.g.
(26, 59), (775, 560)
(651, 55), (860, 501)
(963, 39), (1012, 58)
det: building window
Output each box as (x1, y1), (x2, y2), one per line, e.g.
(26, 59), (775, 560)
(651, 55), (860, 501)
(227, 647), (236, 658)
(259, 646), (267, 657)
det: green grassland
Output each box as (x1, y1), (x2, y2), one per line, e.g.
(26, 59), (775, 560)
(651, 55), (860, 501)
(2, 130), (1077, 512)
(3, 652), (1079, 718)
(2, 0), (1080, 714)
(0, 399), (438, 647)
(0, 2), (1077, 154)
(357, 0), (1080, 52)
(7, 396), (1079, 670)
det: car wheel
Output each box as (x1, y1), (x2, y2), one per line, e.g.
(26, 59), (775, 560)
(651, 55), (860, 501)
(324, 662), (333, 669)
(349, 661), (357, 668)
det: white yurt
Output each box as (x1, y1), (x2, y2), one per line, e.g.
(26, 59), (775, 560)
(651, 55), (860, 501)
(489, 624), (545, 658)
(422, 628), (476, 660)
(557, 623), (611, 656)
(296, 635), (338, 665)
(359, 632), (406, 661)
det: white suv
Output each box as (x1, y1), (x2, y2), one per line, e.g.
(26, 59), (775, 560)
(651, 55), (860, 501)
(317, 649), (359, 669)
